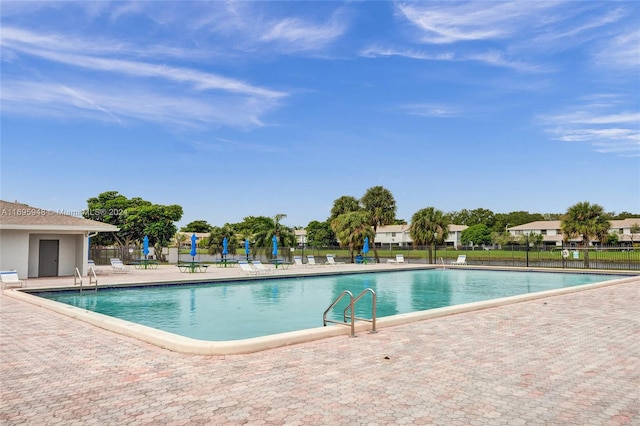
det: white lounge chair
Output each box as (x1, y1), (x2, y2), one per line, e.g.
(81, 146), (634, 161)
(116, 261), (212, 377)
(1, 271), (25, 290)
(451, 255), (467, 265)
(387, 254), (405, 264)
(252, 260), (273, 274)
(88, 260), (108, 275)
(307, 255), (322, 266)
(238, 260), (260, 275)
(110, 258), (130, 273)
(325, 254), (344, 265)
(293, 256), (304, 266)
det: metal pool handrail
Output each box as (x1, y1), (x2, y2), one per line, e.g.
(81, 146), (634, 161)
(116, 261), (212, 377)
(75, 266), (98, 293)
(323, 288), (377, 337)
(323, 290), (355, 336)
(345, 288), (377, 334)
(74, 267), (83, 291)
(88, 266), (98, 291)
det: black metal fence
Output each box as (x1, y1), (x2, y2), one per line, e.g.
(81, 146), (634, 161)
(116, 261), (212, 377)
(90, 244), (640, 272)
(404, 245), (640, 271)
(90, 246), (145, 265)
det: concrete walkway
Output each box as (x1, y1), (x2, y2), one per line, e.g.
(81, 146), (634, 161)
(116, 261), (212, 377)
(1, 267), (639, 425)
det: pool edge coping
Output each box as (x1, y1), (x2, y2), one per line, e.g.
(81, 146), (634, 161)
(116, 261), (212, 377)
(3, 272), (638, 356)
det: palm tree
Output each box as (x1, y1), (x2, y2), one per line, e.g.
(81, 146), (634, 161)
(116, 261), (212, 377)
(273, 213), (287, 236)
(410, 207), (450, 264)
(207, 225), (237, 256)
(250, 215), (296, 255)
(561, 201), (610, 268)
(329, 196), (361, 219)
(174, 232), (188, 248)
(361, 186), (396, 263)
(331, 211), (373, 262)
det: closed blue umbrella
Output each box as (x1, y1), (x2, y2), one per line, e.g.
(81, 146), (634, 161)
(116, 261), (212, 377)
(142, 235), (149, 259)
(222, 237), (229, 258)
(245, 239), (250, 261)
(190, 233), (197, 261)
(363, 236), (370, 264)
(272, 235), (278, 258)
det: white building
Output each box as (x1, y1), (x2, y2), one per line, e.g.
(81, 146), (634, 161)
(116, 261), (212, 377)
(294, 229), (307, 247)
(507, 219), (640, 246)
(374, 224), (468, 249)
(0, 200), (118, 279)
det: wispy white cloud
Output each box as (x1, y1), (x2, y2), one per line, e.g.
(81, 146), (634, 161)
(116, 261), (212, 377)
(530, 7), (627, 46)
(592, 28), (640, 71)
(395, 1), (558, 44)
(2, 27), (284, 99)
(1, 26), (219, 62)
(1, 80), (274, 129)
(259, 16), (346, 52)
(360, 45), (545, 73)
(360, 45), (454, 61)
(538, 100), (640, 157)
(109, 1), (147, 21)
(0, 26), (287, 128)
(132, 1), (348, 54)
(397, 103), (461, 118)
(392, 1), (635, 76)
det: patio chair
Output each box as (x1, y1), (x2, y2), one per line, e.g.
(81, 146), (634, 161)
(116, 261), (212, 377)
(251, 260), (273, 274)
(387, 254), (406, 264)
(307, 255), (322, 266)
(293, 256), (304, 266)
(1, 271), (25, 290)
(325, 254), (345, 265)
(238, 260), (260, 275)
(451, 255), (467, 265)
(110, 258), (131, 273)
(88, 260), (109, 275)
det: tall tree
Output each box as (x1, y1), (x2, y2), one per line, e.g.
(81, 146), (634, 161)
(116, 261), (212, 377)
(84, 191), (182, 262)
(461, 224), (493, 247)
(561, 201), (610, 268)
(125, 203), (183, 262)
(306, 220), (336, 247)
(449, 208), (495, 227)
(239, 215), (296, 254)
(180, 220), (213, 233)
(331, 211), (373, 262)
(361, 186), (396, 262)
(410, 207), (450, 264)
(329, 196), (361, 219)
(273, 213), (287, 237)
(207, 224), (238, 255)
(84, 191), (149, 247)
(493, 211), (545, 233)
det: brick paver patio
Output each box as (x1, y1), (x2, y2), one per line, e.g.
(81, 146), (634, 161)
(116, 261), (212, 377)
(1, 272), (638, 425)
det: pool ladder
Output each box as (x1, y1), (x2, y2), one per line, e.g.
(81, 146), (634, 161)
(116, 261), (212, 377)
(74, 266), (98, 293)
(323, 288), (377, 337)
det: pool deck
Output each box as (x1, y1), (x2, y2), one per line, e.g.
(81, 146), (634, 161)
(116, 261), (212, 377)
(1, 264), (639, 425)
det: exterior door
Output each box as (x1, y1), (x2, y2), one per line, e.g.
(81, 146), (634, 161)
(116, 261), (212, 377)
(38, 240), (59, 277)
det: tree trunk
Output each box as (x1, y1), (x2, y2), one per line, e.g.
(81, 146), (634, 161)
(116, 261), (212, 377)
(154, 244), (166, 262)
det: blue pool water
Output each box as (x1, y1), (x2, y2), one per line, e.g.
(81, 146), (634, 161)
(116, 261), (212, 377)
(38, 269), (615, 341)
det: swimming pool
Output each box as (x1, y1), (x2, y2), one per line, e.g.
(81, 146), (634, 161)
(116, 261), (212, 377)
(37, 269), (617, 342)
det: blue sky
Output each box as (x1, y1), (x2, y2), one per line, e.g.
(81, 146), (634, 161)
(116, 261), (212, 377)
(1, 1), (639, 228)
